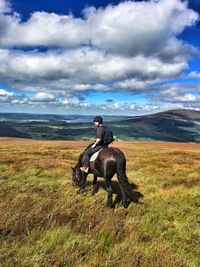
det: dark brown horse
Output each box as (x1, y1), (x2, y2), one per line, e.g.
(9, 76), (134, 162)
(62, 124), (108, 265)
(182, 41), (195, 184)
(71, 144), (135, 208)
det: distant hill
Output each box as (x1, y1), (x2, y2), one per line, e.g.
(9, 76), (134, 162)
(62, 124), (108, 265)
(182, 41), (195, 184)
(0, 122), (31, 138)
(158, 109), (200, 119)
(111, 109), (200, 142)
(0, 109), (200, 142)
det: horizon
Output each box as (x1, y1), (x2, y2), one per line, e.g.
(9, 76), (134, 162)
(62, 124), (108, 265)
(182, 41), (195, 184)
(0, 107), (199, 118)
(0, 0), (200, 115)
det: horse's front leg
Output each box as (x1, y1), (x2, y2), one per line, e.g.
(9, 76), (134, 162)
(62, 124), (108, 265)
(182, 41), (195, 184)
(77, 173), (87, 194)
(92, 175), (99, 195)
(105, 179), (113, 208)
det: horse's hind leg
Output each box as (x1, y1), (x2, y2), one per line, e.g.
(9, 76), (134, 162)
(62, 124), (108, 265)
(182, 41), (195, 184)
(120, 189), (129, 208)
(117, 175), (130, 208)
(105, 179), (113, 208)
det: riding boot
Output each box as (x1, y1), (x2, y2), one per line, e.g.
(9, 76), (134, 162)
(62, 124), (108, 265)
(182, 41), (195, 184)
(80, 166), (89, 173)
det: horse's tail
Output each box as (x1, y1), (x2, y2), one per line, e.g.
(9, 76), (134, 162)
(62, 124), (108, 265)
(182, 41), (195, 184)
(116, 152), (133, 206)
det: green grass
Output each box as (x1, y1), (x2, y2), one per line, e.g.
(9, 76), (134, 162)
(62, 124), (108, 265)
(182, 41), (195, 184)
(0, 140), (200, 266)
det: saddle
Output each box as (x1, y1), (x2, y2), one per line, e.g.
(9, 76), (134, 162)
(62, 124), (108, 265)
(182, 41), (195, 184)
(89, 148), (103, 162)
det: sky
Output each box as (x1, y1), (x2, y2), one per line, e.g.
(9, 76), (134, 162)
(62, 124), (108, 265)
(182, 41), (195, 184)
(0, 0), (200, 115)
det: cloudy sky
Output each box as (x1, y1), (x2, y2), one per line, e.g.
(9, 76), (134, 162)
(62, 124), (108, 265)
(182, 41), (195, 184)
(0, 0), (200, 115)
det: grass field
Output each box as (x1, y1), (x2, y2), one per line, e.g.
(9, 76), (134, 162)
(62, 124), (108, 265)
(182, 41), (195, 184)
(0, 138), (200, 267)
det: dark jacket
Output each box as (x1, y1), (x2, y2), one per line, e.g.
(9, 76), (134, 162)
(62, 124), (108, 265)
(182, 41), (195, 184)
(95, 125), (105, 146)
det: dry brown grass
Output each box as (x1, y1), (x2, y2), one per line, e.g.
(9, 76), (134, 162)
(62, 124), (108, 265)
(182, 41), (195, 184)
(0, 138), (200, 267)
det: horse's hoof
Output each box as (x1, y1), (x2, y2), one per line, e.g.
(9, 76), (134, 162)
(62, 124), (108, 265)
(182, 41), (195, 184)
(107, 202), (114, 209)
(77, 188), (84, 194)
(123, 200), (130, 208)
(91, 185), (99, 195)
(77, 189), (80, 194)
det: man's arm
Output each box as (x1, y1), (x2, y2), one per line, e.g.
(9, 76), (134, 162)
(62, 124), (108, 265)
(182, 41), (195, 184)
(91, 126), (104, 148)
(91, 138), (101, 148)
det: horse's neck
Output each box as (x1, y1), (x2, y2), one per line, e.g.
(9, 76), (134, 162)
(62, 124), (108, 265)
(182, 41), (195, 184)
(77, 159), (82, 168)
(77, 152), (84, 167)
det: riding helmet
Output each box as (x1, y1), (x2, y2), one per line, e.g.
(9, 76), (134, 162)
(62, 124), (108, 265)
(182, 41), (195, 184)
(93, 116), (103, 124)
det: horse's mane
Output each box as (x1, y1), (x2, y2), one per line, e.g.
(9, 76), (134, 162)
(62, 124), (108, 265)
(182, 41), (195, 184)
(76, 143), (93, 167)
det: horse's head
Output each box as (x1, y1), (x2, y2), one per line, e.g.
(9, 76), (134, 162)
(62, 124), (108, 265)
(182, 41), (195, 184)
(71, 166), (82, 187)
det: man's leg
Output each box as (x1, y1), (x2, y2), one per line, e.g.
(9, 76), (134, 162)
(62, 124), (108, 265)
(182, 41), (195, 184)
(81, 146), (102, 173)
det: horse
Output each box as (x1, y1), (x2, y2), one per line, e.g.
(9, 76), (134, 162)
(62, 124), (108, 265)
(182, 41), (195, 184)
(71, 144), (135, 208)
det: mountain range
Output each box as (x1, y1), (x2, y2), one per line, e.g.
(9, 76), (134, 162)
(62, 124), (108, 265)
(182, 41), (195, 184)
(0, 109), (200, 143)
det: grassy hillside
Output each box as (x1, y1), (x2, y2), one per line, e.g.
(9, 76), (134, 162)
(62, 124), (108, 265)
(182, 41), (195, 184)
(0, 138), (200, 266)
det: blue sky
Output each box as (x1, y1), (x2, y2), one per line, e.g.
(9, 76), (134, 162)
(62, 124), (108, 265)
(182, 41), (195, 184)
(0, 0), (200, 115)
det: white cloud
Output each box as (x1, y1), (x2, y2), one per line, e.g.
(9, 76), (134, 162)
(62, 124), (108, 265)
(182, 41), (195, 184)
(0, 88), (16, 104)
(0, 11), (87, 48)
(0, 0), (198, 58)
(177, 94), (199, 102)
(187, 71), (200, 79)
(73, 83), (110, 91)
(113, 78), (163, 91)
(0, 0), (199, 113)
(0, 0), (10, 13)
(2, 94), (164, 113)
(84, 0), (198, 58)
(0, 88), (13, 96)
(0, 88), (189, 115)
(0, 0), (198, 84)
(0, 47), (189, 90)
(31, 92), (55, 102)
(148, 83), (200, 104)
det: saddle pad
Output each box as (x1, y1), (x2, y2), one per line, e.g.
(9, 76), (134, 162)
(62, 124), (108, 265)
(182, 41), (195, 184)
(90, 149), (103, 162)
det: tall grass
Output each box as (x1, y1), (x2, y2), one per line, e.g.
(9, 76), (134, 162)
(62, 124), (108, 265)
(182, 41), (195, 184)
(0, 139), (200, 266)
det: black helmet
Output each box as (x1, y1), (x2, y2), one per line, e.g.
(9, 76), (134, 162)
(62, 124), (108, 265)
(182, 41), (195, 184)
(93, 116), (103, 124)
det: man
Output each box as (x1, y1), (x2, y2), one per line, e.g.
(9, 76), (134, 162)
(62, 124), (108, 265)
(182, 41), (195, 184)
(80, 116), (107, 173)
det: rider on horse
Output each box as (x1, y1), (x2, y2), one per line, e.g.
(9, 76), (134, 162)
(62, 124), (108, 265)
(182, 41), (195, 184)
(80, 116), (108, 173)
(72, 119), (137, 208)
